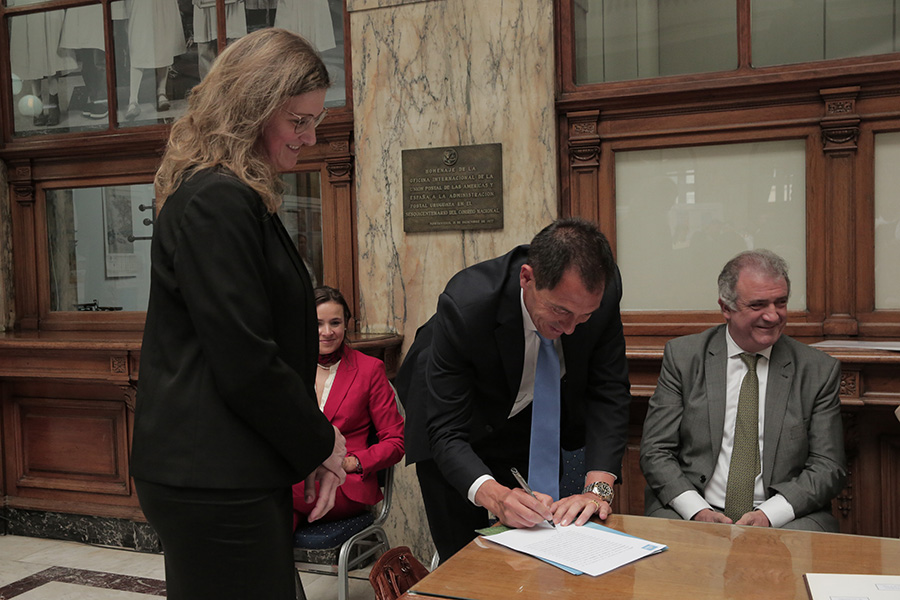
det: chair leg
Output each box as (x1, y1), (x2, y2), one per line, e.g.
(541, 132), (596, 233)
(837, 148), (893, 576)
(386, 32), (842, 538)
(294, 569), (308, 600)
(337, 559), (349, 600)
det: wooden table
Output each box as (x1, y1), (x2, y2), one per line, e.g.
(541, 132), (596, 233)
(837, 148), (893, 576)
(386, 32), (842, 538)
(404, 514), (900, 599)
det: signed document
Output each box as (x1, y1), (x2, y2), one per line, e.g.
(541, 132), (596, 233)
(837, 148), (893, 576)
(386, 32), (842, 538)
(483, 521), (667, 576)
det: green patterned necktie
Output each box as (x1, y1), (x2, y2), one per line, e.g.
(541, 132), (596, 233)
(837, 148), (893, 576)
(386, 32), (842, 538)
(724, 353), (760, 522)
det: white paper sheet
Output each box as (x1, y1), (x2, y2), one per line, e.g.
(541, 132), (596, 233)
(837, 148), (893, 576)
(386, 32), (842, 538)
(810, 340), (900, 352)
(482, 521), (667, 577)
(804, 573), (900, 600)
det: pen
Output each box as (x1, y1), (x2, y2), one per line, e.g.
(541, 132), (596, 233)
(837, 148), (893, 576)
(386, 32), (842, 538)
(510, 467), (556, 529)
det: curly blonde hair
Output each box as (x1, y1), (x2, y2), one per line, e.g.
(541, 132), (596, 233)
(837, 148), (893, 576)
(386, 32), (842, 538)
(155, 28), (330, 213)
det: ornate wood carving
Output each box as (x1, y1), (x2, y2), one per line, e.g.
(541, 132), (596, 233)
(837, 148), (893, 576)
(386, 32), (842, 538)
(110, 356), (128, 375)
(12, 184), (34, 205)
(567, 110), (601, 167)
(326, 160), (352, 180)
(122, 385), (137, 412)
(12, 164), (32, 181)
(840, 369), (860, 399)
(820, 87), (860, 155)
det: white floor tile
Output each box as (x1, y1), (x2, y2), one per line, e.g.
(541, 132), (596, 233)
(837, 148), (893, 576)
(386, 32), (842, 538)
(0, 558), (47, 588)
(6, 539), (165, 580)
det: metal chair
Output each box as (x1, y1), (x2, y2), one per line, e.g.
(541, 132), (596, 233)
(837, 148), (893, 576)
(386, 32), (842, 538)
(293, 463), (394, 600)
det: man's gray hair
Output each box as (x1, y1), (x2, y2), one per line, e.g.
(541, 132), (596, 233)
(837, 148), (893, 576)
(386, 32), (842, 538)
(717, 249), (791, 311)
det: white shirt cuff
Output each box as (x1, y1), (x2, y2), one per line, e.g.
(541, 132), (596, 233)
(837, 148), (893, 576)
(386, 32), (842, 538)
(669, 490), (713, 521)
(468, 474), (495, 505)
(755, 494), (795, 528)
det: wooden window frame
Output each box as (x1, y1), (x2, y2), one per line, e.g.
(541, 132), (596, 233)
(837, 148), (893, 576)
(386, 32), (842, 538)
(2, 1), (358, 333)
(555, 0), (900, 340)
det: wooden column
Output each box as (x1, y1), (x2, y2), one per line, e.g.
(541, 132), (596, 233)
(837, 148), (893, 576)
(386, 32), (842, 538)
(8, 161), (38, 330)
(322, 134), (357, 322)
(564, 110), (602, 226)
(820, 87), (861, 336)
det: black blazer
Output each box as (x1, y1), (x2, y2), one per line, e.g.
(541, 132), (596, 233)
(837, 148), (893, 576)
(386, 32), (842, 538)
(395, 245), (632, 497)
(131, 168), (334, 489)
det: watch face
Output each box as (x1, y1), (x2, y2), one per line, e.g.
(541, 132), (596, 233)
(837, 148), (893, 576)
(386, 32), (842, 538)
(586, 482), (613, 502)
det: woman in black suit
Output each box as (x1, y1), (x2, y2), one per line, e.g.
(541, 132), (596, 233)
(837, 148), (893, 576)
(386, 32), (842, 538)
(130, 28), (345, 600)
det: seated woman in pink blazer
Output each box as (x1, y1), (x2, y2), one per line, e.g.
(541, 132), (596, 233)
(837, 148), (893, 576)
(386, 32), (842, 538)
(292, 286), (405, 528)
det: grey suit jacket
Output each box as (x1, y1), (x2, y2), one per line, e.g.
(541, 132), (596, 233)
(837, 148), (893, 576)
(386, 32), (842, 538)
(640, 325), (847, 529)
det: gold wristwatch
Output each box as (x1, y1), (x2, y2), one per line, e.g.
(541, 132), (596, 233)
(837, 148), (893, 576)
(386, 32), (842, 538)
(583, 481), (614, 504)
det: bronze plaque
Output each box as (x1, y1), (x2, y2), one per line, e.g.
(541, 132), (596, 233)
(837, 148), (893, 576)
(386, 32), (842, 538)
(402, 143), (503, 233)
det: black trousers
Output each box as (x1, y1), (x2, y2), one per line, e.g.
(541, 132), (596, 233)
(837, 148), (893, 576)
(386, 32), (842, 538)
(134, 478), (297, 600)
(416, 406), (536, 564)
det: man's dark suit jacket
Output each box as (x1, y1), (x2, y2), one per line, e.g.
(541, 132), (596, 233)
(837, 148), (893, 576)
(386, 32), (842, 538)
(131, 168), (334, 489)
(395, 245), (632, 498)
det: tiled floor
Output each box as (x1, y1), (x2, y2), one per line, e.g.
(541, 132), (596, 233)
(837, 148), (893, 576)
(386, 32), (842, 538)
(0, 535), (374, 599)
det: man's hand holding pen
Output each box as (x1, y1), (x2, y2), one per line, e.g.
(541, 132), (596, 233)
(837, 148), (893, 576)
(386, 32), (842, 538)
(474, 479), (555, 530)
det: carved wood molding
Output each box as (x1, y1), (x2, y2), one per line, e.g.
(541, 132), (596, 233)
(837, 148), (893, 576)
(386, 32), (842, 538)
(820, 87), (860, 155)
(122, 385), (137, 412)
(110, 355), (128, 375)
(326, 160), (353, 180)
(570, 146), (600, 163)
(11, 163), (32, 181)
(329, 140), (350, 154)
(840, 369), (860, 399)
(325, 138), (353, 182)
(12, 184), (34, 206)
(567, 110), (601, 167)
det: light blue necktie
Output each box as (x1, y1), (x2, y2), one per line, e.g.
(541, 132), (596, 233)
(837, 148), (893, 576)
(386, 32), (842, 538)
(528, 333), (561, 501)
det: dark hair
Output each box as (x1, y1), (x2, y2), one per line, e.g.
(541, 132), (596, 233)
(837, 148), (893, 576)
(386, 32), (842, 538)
(314, 286), (352, 324)
(717, 249), (791, 310)
(527, 218), (615, 293)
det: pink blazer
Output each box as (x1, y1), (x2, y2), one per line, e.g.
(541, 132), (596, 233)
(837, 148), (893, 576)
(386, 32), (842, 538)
(300, 346), (405, 506)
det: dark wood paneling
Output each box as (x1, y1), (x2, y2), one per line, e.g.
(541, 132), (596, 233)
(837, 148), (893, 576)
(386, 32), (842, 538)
(0, 331), (402, 521)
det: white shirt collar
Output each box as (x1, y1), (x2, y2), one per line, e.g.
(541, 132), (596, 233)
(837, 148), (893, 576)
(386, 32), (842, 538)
(724, 325), (774, 361)
(520, 288), (538, 336)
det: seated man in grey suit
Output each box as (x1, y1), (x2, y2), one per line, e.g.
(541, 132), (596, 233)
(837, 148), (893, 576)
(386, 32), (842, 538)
(640, 249), (847, 531)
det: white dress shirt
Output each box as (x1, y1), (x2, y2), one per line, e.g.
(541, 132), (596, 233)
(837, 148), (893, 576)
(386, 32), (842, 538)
(466, 290), (564, 504)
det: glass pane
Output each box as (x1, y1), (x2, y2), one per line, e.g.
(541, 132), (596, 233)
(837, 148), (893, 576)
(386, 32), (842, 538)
(241, 0), (346, 108)
(874, 132), (900, 309)
(574, 0), (737, 84)
(9, 5), (112, 137)
(46, 184), (154, 312)
(615, 140), (807, 311)
(277, 172), (324, 287)
(752, 0), (898, 67)
(112, 0), (189, 127)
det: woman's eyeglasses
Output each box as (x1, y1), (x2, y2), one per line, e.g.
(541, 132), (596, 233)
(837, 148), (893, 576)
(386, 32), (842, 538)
(284, 108), (329, 134)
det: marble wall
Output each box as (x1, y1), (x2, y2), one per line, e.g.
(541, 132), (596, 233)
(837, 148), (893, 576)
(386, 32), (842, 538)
(347, 0), (558, 563)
